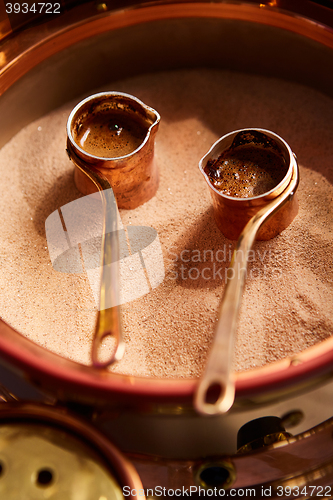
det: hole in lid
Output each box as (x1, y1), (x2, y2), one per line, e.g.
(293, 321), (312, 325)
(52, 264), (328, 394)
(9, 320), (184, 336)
(205, 382), (224, 404)
(199, 465), (231, 488)
(36, 468), (54, 487)
(0, 460), (4, 477)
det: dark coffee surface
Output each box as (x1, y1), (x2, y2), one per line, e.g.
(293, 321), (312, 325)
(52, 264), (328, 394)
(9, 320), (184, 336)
(75, 110), (146, 158)
(204, 144), (287, 198)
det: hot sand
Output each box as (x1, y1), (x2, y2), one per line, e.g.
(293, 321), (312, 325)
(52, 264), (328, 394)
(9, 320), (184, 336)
(0, 68), (332, 378)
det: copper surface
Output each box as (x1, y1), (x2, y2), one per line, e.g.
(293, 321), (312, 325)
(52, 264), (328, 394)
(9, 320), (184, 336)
(1, 2), (333, 96)
(0, 5), (11, 43)
(1, 402), (333, 495)
(130, 417), (333, 494)
(0, 1), (333, 412)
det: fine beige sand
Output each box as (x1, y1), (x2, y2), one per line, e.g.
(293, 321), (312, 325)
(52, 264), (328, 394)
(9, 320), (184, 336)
(0, 69), (332, 378)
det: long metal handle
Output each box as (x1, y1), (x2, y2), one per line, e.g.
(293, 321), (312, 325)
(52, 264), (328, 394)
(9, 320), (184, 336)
(194, 158), (299, 415)
(67, 146), (125, 368)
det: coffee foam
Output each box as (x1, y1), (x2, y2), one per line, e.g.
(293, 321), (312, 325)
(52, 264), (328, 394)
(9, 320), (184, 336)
(74, 110), (147, 158)
(205, 144), (288, 198)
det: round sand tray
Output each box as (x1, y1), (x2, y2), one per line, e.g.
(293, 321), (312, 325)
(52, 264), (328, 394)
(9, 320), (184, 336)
(0, 1), (333, 407)
(1, 67), (332, 379)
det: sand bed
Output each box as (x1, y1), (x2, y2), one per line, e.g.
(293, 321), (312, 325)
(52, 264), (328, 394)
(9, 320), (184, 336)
(0, 68), (332, 378)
